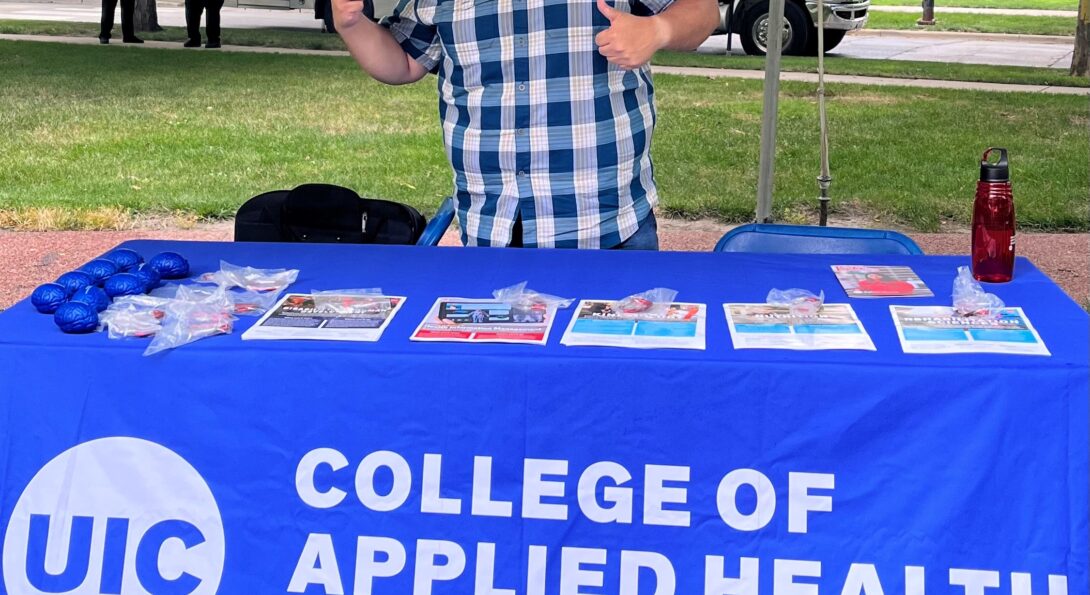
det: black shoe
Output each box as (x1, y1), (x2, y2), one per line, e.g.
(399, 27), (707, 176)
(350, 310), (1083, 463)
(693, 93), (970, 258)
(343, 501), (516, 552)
(122, 36), (144, 43)
(205, 41), (221, 49)
(98, 37), (109, 44)
(183, 38), (201, 48)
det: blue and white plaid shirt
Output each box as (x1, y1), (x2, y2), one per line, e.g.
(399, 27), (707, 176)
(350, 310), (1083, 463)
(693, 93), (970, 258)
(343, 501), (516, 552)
(383, 0), (672, 248)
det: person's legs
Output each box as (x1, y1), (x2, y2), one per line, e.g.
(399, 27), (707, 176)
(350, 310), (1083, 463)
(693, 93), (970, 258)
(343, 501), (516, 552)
(205, 0), (223, 46)
(99, 0), (119, 41)
(119, 0), (140, 41)
(611, 212), (659, 251)
(184, 0), (203, 45)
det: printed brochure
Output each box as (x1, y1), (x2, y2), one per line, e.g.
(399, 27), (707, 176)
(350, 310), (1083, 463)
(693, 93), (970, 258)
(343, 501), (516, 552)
(724, 303), (876, 351)
(560, 300), (707, 350)
(890, 306), (1050, 355)
(832, 265), (933, 298)
(411, 298), (558, 345)
(241, 293), (405, 342)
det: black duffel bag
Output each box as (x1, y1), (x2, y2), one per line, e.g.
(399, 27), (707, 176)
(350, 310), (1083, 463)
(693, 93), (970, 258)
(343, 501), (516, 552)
(234, 183), (426, 245)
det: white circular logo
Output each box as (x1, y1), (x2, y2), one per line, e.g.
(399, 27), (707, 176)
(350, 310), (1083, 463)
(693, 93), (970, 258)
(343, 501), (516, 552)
(3, 437), (225, 594)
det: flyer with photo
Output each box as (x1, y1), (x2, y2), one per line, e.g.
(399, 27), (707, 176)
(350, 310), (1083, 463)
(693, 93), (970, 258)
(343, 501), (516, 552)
(890, 305), (1050, 355)
(724, 303), (876, 351)
(241, 293), (406, 342)
(832, 265), (933, 298)
(560, 300), (707, 350)
(411, 298), (558, 345)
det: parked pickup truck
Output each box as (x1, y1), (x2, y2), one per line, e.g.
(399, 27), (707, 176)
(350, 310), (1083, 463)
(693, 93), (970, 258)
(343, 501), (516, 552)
(226, 0), (867, 56)
(718, 0), (870, 56)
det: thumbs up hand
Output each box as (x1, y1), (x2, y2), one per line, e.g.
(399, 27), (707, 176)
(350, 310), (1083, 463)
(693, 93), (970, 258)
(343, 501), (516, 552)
(594, 0), (670, 70)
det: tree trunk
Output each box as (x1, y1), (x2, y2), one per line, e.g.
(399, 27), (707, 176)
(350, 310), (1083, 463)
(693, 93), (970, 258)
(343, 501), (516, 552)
(133, 0), (163, 32)
(1073, 0), (1089, 77)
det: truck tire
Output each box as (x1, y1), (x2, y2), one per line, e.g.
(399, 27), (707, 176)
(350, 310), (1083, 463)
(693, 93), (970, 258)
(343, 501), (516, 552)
(322, 0), (375, 33)
(739, 0), (810, 57)
(806, 29), (846, 55)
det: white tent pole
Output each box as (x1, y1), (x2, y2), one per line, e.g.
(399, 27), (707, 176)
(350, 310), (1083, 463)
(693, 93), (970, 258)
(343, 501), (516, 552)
(755, 0), (785, 224)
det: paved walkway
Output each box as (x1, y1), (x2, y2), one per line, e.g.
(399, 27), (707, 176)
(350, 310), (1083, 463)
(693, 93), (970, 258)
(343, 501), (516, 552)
(0, 1), (1076, 68)
(5, 32), (1086, 95)
(869, 5), (1078, 18)
(699, 30), (1075, 70)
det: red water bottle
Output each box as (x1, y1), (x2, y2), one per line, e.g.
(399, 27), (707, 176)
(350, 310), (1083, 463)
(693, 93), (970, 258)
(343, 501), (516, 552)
(971, 148), (1015, 283)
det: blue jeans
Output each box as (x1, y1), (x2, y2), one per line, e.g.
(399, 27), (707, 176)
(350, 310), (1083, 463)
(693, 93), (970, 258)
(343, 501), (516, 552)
(612, 212), (659, 251)
(508, 212), (660, 250)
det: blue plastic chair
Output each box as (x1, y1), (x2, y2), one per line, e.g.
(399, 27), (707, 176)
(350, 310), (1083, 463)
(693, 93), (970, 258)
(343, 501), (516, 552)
(714, 223), (923, 255)
(416, 197), (455, 247)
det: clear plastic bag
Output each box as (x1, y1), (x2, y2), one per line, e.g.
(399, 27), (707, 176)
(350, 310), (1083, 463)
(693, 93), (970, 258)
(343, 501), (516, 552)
(100, 304), (163, 339)
(198, 261), (299, 293)
(767, 288), (825, 317)
(143, 286), (236, 356)
(228, 289), (285, 316)
(953, 266), (1005, 317)
(616, 287), (678, 316)
(311, 288), (389, 315)
(492, 281), (573, 309)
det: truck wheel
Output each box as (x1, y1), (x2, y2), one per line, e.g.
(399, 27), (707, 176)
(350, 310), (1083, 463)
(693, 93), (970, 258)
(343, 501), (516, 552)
(321, 0), (336, 33)
(739, 0), (810, 57)
(806, 29), (846, 55)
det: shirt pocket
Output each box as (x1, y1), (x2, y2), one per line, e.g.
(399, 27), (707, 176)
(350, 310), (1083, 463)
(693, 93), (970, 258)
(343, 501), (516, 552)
(436, 0), (504, 88)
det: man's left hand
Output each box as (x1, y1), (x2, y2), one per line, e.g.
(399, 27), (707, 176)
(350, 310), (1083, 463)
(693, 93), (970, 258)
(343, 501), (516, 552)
(595, 0), (670, 70)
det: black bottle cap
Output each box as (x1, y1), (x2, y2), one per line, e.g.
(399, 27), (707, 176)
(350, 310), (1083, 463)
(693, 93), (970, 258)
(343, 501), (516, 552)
(980, 148), (1010, 182)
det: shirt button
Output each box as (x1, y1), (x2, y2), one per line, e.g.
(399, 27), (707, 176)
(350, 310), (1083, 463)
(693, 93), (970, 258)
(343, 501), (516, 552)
(518, 83), (526, 91)
(517, 170), (526, 177)
(516, 128), (525, 135)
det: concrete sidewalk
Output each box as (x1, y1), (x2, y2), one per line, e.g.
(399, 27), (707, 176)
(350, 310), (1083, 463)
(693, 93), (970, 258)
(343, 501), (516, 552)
(4, 33), (1087, 95)
(869, 5), (1078, 18)
(0, 1), (1077, 68)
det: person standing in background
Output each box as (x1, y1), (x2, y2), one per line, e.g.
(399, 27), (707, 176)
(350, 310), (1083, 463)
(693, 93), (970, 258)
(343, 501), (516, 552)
(99, 0), (142, 44)
(184, 0), (224, 48)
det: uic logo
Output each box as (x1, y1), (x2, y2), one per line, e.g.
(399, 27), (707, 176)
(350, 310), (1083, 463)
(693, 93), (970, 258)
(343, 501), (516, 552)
(3, 437), (225, 594)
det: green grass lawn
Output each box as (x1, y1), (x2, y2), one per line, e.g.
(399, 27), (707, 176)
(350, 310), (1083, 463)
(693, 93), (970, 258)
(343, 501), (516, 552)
(0, 40), (1086, 232)
(872, 0), (1074, 9)
(3, 19), (1085, 88)
(867, 12), (1076, 36)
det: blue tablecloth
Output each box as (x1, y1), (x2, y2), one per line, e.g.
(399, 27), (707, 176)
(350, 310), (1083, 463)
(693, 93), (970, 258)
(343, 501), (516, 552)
(1, 241), (1086, 595)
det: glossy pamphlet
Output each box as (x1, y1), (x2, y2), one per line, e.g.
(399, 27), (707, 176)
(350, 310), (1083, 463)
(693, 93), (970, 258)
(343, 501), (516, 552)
(561, 300), (707, 350)
(890, 305), (1049, 355)
(411, 298), (558, 345)
(724, 303), (876, 351)
(241, 293), (406, 342)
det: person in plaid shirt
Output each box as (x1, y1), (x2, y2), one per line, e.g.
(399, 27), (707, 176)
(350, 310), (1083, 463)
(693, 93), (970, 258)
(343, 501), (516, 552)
(333, 0), (717, 249)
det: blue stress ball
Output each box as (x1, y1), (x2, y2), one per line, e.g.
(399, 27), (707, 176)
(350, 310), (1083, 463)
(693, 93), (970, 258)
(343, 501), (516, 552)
(31, 283), (69, 314)
(132, 263), (161, 290)
(105, 248), (143, 271)
(104, 273), (145, 298)
(147, 252), (189, 279)
(55, 271), (95, 296)
(54, 302), (99, 334)
(79, 259), (119, 285)
(70, 286), (110, 312)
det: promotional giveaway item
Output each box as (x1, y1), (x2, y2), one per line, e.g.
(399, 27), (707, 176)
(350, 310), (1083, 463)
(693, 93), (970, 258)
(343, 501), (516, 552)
(197, 261), (299, 293)
(412, 282), (571, 345)
(952, 266), (1004, 317)
(147, 252), (190, 280)
(53, 301), (99, 334)
(724, 303), (876, 350)
(55, 271), (95, 296)
(79, 259), (119, 285)
(560, 288), (707, 350)
(143, 286), (236, 356)
(766, 288), (825, 316)
(972, 147), (1016, 283)
(30, 283), (68, 314)
(832, 265), (933, 298)
(242, 290), (406, 342)
(103, 248), (144, 272)
(890, 305), (1049, 355)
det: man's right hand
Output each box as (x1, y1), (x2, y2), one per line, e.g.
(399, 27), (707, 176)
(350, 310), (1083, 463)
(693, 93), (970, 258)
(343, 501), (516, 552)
(332, 0), (368, 31)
